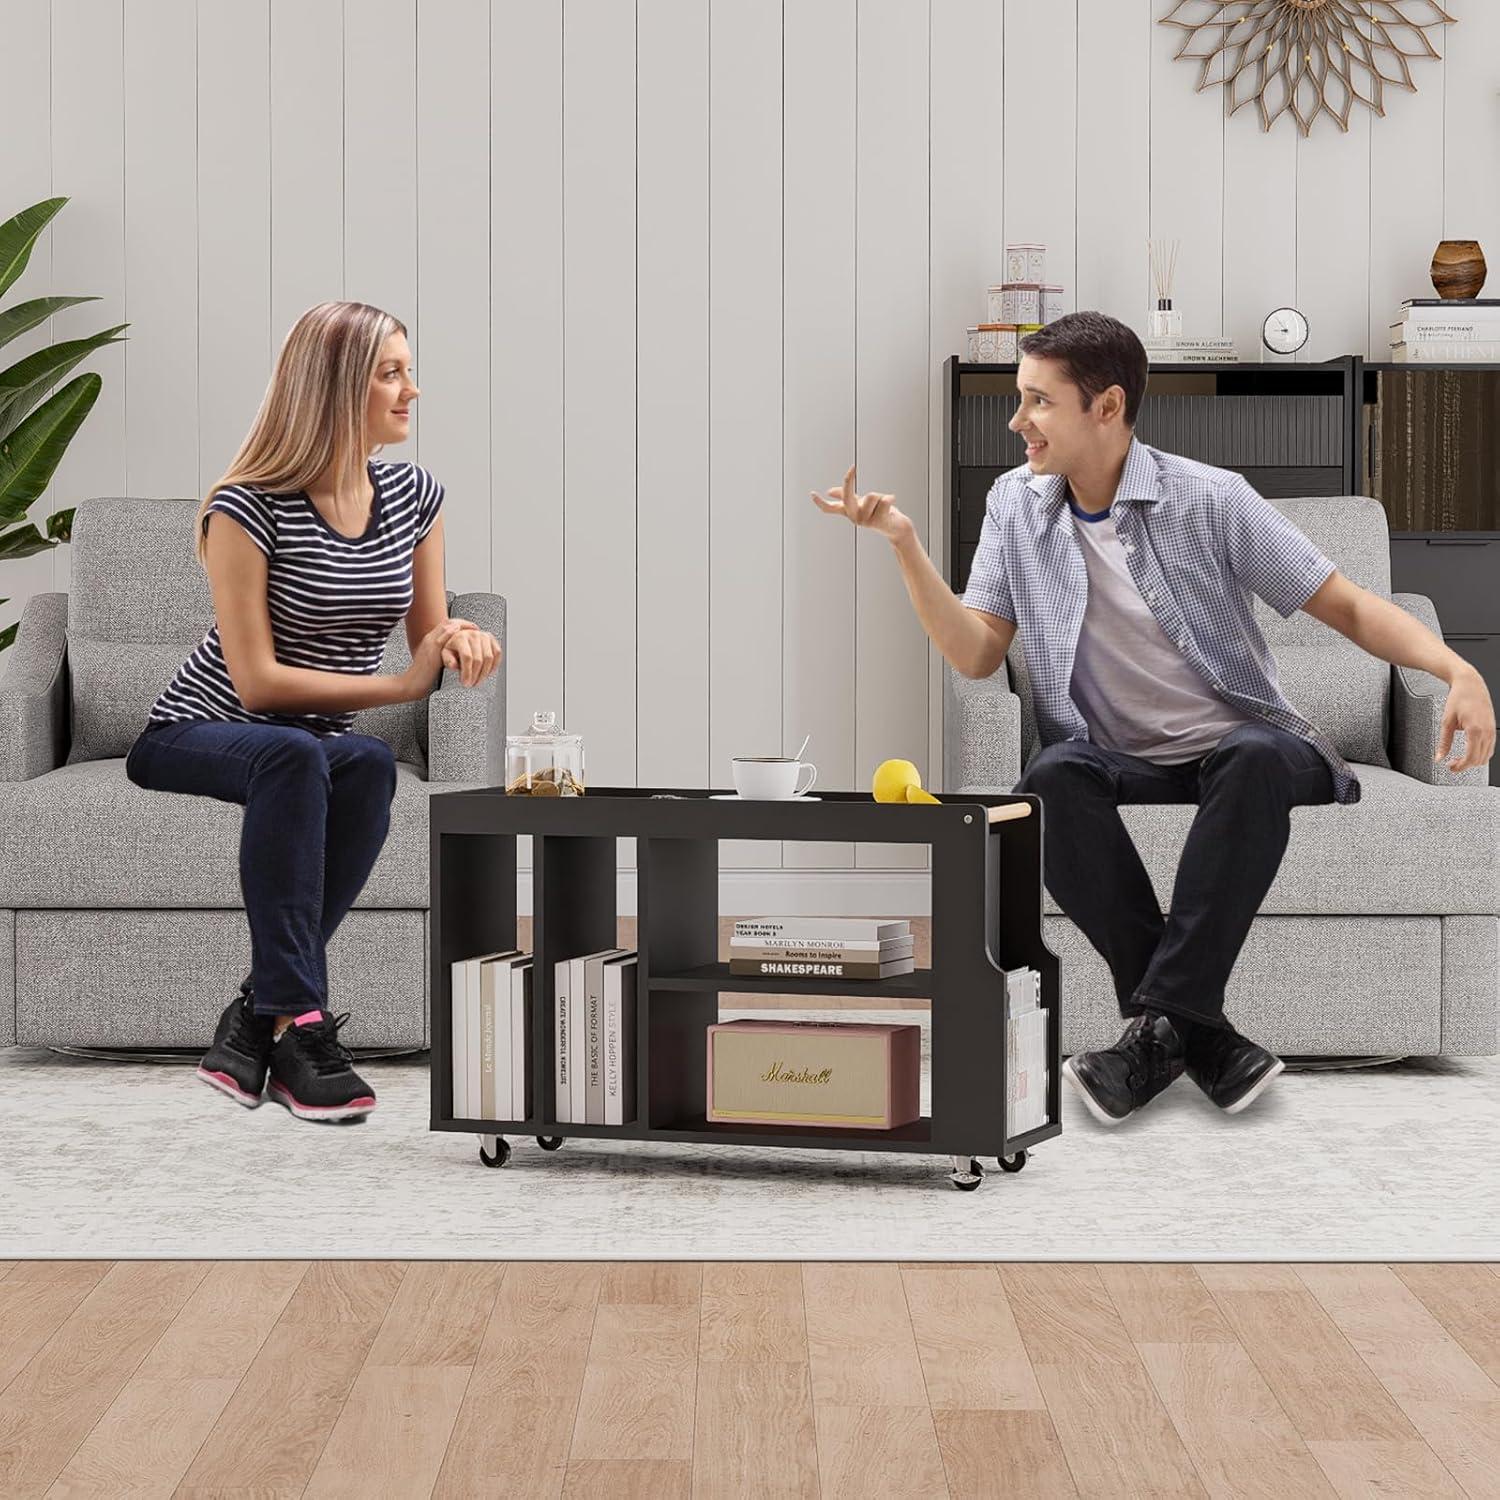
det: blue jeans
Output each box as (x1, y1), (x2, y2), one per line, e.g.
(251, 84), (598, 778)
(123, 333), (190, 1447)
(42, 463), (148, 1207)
(125, 720), (397, 1017)
(1013, 720), (1337, 1032)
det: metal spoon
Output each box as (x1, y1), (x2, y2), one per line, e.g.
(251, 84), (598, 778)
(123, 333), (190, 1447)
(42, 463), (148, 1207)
(792, 732), (811, 762)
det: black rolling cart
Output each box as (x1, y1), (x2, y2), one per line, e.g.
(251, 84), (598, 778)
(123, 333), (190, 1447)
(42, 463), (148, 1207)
(429, 787), (1061, 1191)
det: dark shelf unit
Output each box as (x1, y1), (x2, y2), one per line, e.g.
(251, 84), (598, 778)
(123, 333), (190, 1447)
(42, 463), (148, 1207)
(429, 787), (1060, 1186)
(944, 354), (1359, 595)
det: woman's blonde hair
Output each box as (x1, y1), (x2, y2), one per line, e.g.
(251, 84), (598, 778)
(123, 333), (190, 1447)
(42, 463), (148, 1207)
(193, 300), (406, 566)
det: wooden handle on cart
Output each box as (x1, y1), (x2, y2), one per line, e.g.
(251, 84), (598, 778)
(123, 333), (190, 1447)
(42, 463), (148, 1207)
(986, 802), (1033, 824)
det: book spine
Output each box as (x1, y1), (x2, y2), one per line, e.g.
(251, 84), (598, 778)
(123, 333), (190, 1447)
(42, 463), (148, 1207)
(554, 959), (570, 1124)
(450, 959), (468, 1118)
(729, 942), (915, 962)
(728, 935), (915, 953)
(1393, 341), (1500, 361)
(585, 956), (605, 1126)
(494, 961), (512, 1121)
(479, 962), (495, 1121)
(511, 962), (529, 1122)
(728, 958), (914, 979)
(1394, 319), (1500, 338)
(732, 919), (909, 941)
(604, 965), (620, 1126)
(570, 957), (588, 1125)
(620, 960), (637, 1125)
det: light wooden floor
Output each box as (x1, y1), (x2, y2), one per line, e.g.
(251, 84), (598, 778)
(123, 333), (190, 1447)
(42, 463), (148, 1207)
(1, 1261), (1497, 1498)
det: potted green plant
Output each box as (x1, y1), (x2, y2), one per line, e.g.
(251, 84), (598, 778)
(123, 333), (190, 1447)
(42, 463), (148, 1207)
(0, 196), (127, 652)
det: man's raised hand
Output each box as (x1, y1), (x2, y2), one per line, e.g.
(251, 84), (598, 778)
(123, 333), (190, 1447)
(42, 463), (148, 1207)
(811, 462), (913, 543)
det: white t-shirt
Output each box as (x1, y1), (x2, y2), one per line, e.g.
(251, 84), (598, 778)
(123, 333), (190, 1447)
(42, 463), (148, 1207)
(1066, 497), (1254, 764)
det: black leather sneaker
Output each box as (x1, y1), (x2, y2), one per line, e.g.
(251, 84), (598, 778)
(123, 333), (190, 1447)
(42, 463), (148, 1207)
(1062, 1012), (1187, 1126)
(266, 1009), (377, 1122)
(197, 989), (276, 1107)
(1185, 1021), (1285, 1113)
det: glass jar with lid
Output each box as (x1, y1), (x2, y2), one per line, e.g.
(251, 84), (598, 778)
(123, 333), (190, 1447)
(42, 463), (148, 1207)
(505, 710), (585, 796)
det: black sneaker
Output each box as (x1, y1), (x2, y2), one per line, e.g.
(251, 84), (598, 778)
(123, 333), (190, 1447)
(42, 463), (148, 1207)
(1185, 1021), (1284, 1113)
(197, 989), (276, 1107)
(266, 1009), (377, 1122)
(1062, 1012), (1187, 1126)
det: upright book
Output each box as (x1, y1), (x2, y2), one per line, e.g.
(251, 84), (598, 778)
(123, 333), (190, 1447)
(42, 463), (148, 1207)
(602, 951), (639, 1126)
(511, 958), (533, 1121)
(450, 948), (519, 1118)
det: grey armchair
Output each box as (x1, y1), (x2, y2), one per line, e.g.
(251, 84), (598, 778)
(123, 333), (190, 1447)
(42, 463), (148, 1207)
(944, 494), (1499, 1059)
(0, 497), (506, 1051)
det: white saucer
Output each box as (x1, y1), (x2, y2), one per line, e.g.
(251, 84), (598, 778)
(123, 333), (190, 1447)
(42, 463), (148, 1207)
(710, 793), (821, 801)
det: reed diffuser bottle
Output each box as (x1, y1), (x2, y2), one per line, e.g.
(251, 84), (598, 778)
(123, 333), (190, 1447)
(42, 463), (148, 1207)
(1148, 238), (1182, 339)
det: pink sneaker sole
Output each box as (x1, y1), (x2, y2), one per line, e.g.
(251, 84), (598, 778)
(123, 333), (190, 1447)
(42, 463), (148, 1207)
(267, 1079), (376, 1122)
(197, 1066), (263, 1108)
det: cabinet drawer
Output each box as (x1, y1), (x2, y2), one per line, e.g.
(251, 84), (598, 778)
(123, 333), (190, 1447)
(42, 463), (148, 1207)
(1441, 632), (1500, 787)
(1390, 536), (1500, 634)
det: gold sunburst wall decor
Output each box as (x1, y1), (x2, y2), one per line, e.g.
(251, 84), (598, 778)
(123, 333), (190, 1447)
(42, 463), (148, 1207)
(1159, 1), (1456, 137)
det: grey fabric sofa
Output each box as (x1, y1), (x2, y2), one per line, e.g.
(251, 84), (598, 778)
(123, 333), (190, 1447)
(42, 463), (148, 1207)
(0, 497), (506, 1052)
(944, 493), (1499, 1059)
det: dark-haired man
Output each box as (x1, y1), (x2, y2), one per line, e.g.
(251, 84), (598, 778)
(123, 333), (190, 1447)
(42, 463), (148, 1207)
(813, 310), (1494, 1125)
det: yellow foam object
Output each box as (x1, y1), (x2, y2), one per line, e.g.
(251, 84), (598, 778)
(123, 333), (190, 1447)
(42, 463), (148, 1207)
(872, 758), (939, 805)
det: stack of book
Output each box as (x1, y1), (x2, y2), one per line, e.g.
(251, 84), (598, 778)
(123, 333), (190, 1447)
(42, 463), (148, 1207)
(449, 949), (533, 1122)
(728, 918), (916, 979)
(554, 948), (638, 1126)
(1143, 336), (1239, 365)
(1004, 965), (1048, 1136)
(1389, 298), (1500, 362)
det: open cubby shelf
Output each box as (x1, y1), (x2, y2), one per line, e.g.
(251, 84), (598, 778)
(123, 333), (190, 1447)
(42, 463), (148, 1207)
(428, 786), (1062, 1188)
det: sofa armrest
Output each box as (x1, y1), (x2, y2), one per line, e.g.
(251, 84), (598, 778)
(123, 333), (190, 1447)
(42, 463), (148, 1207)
(427, 590), (507, 784)
(943, 660), (1022, 793)
(1389, 592), (1490, 788)
(0, 593), (69, 782)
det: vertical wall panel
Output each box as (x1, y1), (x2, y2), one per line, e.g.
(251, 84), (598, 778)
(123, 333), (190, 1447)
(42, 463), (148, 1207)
(346, 0), (417, 464)
(637, 0), (710, 791)
(1443, 10), (1500, 280)
(1003, 1), (1078, 317)
(1222, 89), (1297, 363)
(198, 0), (271, 497)
(50, 0), (127, 598)
(1, 0), (57, 635)
(493, 0), (565, 808)
(855, 0), (929, 871)
(269, 0), (343, 342)
(1076, 0), (1150, 331)
(1296, 86), (1370, 361)
(709, 0), (783, 868)
(783, 0), (856, 870)
(562, 0), (637, 789)
(1369, 45), (1445, 362)
(124, 0), (197, 500)
(416, 0), (489, 598)
(928, 0), (1004, 792)
(1149, 5), (1225, 339)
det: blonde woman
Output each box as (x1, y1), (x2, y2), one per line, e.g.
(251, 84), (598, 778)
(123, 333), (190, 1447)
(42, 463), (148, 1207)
(125, 302), (501, 1122)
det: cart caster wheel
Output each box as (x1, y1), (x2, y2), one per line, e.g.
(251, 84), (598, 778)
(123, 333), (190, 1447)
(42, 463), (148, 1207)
(949, 1156), (984, 1191)
(478, 1136), (510, 1169)
(537, 1136), (564, 1151)
(998, 1150), (1027, 1174)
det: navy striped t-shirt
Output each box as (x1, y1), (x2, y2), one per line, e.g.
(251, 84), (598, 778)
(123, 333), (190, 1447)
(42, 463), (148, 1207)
(145, 460), (444, 738)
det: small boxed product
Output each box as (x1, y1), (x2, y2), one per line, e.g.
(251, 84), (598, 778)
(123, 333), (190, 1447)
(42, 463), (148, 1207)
(967, 323), (1018, 362)
(706, 1019), (921, 1129)
(995, 284), (1041, 325)
(1005, 242), (1047, 284)
(1040, 285), (1066, 324)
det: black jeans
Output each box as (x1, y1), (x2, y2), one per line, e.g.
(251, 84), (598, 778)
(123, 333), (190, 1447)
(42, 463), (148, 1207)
(1013, 720), (1336, 1033)
(125, 720), (397, 1017)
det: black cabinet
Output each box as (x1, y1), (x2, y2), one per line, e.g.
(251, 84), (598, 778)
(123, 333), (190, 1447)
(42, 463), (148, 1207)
(1390, 535), (1500, 786)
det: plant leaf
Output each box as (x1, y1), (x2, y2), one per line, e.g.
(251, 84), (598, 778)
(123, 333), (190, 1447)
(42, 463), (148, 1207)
(0, 373), (101, 521)
(0, 521), (55, 560)
(0, 622), (17, 654)
(45, 506), (73, 542)
(0, 325), (126, 444)
(0, 198), (68, 301)
(0, 296), (99, 354)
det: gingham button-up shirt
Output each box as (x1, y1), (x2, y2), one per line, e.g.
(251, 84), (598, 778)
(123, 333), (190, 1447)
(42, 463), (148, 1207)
(961, 438), (1361, 804)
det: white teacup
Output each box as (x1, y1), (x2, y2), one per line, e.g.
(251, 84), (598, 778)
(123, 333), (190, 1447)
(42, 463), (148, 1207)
(731, 756), (818, 800)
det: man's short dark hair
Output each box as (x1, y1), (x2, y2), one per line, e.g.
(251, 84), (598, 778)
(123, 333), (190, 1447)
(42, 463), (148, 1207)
(1019, 311), (1149, 427)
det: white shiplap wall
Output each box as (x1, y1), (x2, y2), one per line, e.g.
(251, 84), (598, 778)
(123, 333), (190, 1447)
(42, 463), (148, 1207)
(6, 0), (1498, 881)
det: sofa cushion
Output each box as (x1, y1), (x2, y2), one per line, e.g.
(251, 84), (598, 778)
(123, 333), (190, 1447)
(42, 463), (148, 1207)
(0, 757), (434, 908)
(1026, 763), (1500, 918)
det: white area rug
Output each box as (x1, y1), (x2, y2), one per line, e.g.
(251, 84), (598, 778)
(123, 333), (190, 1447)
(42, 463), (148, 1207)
(3, 1010), (1496, 1261)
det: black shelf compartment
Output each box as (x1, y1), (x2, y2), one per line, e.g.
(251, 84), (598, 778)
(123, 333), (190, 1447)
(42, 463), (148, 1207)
(429, 788), (1062, 1171)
